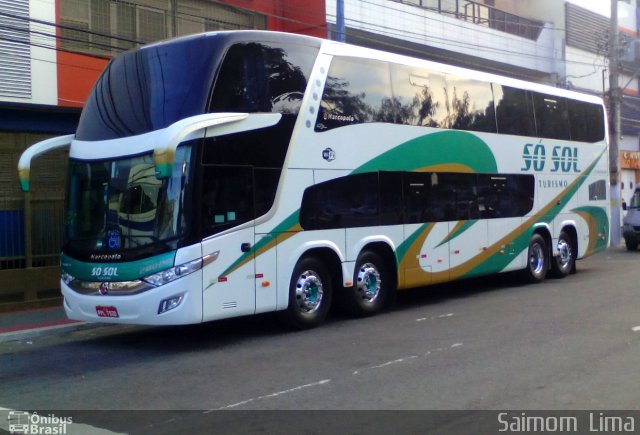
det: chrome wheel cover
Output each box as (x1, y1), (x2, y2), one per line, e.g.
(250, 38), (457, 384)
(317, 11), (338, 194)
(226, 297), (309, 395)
(295, 270), (324, 314)
(529, 243), (545, 275)
(356, 262), (381, 303)
(556, 239), (572, 268)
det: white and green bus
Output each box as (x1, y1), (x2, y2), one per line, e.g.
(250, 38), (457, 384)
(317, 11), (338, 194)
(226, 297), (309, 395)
(19, 30), (609, 329)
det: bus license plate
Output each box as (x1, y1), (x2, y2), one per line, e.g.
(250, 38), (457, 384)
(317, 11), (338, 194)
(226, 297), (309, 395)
(96, 306), (119, 318)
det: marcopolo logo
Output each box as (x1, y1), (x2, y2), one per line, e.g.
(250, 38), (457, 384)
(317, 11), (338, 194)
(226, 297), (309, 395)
(7, 411), (72, 434)
(521, 143), (580, 173)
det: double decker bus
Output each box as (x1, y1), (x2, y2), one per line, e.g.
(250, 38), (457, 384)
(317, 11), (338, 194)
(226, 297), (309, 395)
(19, 30), (609, 329)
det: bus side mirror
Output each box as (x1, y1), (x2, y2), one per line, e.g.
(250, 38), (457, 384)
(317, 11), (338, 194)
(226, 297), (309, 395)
(623, 202), (628, 211)
(153, 113), (281, 179)
(18, 134), (74, 192)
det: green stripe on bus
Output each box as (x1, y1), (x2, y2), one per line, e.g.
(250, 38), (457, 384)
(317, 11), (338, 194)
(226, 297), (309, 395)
(572, 206), (609, 256)
(461, 149), (606, 278)
(219, 211), (302, 277)
(352, 130), (498, 174)
(61, 251), (176, 282)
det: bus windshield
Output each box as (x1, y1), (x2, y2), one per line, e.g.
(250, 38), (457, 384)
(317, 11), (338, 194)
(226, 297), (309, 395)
(64, 147), (192, 260)
(629, 190), (640, 209)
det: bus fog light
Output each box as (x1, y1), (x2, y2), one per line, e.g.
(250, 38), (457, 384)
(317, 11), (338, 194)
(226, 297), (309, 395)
(158, 294), (184, 314)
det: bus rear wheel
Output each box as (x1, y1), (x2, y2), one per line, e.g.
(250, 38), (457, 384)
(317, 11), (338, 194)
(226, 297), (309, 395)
(341, 251), (388, 317)
(279, 256), (332, 330)
(522, 233), (548, 283)
(550, 230), (575, 278)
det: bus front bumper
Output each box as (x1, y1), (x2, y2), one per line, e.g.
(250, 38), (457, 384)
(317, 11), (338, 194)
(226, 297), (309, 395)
(61, 272), (203, 325)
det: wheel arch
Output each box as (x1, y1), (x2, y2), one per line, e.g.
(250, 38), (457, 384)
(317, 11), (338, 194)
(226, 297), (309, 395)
(557, 222), (578, 258)
(278, 242), (345, 311)
(531, 223), (552, 259)
(355, 240), (398, 292)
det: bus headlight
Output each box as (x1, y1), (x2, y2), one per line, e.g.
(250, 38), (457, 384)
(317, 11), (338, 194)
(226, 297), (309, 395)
(61, 272), (75, 285)
(143, 258), (202, 287)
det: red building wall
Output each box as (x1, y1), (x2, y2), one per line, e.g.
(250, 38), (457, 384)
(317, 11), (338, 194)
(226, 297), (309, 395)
(56, 0), (327, 108)
(224, 0), (327, 37)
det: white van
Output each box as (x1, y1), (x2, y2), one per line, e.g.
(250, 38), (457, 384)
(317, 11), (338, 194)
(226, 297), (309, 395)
(623, 187), (640, 250)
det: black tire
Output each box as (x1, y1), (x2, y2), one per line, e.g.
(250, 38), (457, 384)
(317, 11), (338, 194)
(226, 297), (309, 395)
(278, 256), (332, 330)
(550, 230), (575, 278)
(522, 233), (548, 283)
(625, 238), (638, 251)
(341, 251), (389, 317)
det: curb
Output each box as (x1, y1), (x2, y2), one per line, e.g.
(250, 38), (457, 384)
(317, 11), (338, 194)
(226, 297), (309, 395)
(0, 321), (102, 343)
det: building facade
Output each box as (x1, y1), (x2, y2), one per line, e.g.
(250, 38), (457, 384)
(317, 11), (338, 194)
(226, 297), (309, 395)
(327, 0), (640, 225)
(0, 0), (326, 304)
(0, 0), (637, 303)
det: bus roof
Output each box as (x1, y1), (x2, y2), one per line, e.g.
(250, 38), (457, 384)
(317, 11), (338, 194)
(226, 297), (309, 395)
(135, 30), (600, 106)
(318, 38), (604, 106)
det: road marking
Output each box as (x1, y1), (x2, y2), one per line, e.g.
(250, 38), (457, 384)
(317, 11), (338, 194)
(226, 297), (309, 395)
(212, 379), (331, 410)
(353, 342), (464, 375)
(632, 326), (640, 332)
(0, 407), (126, 435)
(416, 313), (455, 323)
(366, 355), (418, 372)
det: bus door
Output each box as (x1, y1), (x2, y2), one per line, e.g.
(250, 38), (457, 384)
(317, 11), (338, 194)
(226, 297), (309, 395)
(200, 166), (256, 321)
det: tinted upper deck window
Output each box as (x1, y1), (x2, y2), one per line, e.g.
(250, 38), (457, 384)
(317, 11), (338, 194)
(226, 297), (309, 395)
(569, 100), (605, 142)
(77, 35), (222, 141)
(316, 57), (393, 131)
(494, 86), (536, 137)
(210, 42), (319, 115)
(533, 93), (571, 140)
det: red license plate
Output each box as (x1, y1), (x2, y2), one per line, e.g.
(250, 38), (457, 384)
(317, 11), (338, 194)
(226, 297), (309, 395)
(96, 306), (119, 318)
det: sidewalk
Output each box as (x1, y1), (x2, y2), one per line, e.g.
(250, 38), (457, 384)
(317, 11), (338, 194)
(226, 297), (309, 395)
(0, 304), (88, 343)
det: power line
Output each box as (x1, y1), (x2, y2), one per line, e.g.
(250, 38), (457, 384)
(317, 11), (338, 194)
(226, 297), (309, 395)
(0, 0), (620, 89)
(0, 9), (142, 46)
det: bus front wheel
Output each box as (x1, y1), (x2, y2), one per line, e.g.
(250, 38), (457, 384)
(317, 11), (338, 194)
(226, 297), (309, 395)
(341, 251), (388, 317)
(279, 256), (332, 330)
(522, 233), (548, 283)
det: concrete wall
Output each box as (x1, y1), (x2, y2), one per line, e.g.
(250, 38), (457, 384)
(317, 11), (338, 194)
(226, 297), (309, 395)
(327, 0), (558, 76)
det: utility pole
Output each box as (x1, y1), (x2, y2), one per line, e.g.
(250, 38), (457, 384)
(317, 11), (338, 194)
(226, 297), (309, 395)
(609, 0), (621, 246)
(336, 0), (346, 42)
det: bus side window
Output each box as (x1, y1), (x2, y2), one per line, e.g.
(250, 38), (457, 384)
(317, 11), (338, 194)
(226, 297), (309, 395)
(494, 86), (536, 137)
(390, 64), (448, 128)
(200, 166), (254, 236)
(569, 100), (605, 142)
(442, 76), (497, 133)
(477, 174), (534, 218)
(588, 180), (607, 201)
(379, 171), (404, 225)
(316, 57), (392, 131)
(532, 93), (570, 140)
(210, 42), (317, 114)
(300, 173), (379, 229)
(403, 172), (432, 223)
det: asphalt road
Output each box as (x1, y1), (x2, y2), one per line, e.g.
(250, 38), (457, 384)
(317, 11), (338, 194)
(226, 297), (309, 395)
(1, 246), (640, 433)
